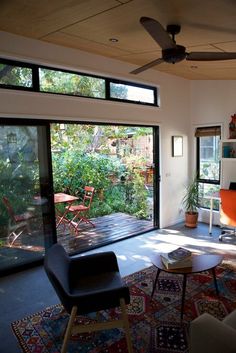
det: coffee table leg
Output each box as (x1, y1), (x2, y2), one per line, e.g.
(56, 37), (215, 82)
(151, 268), (161, 298)
(212, 267), (219, 295)
(181, 274), (187, 320)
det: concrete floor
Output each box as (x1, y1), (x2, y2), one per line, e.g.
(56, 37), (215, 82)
(0, 222), (235, 353)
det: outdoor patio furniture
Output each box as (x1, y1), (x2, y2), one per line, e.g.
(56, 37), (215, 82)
(54, 193), (78, 230)
(2, 196), (35, 246)
(66, 186), (95, 232)
(44, 243), (133, 353)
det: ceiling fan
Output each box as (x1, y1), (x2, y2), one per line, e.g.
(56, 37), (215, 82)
(130, 17), (236, 74)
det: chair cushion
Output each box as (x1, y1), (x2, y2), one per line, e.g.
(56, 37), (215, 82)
(68, 271), (130, 314)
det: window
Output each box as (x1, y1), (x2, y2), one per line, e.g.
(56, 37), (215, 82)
(39, 68), (106, 98)
(0, 58), (158, 106)
(109, 80), (156, 105)
(196, 126), (221, 209)
(0, 60), (33, 89)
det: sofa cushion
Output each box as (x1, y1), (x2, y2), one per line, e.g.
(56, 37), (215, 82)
(223, 309), (236, 330)
(190, 313), (236, 353)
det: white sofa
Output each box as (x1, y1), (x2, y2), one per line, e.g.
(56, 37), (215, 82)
(190, 310), (236, 353)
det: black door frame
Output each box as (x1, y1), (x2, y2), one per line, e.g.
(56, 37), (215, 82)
(153, 125), (160, 228)
(0, 118), (160, 275)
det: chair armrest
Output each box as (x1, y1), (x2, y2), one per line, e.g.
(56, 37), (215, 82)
(190, 313), (236, 353)
(70, 251), (119, 278)
(44, 244), (71, 301)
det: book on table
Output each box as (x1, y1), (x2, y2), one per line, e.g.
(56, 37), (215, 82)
(160, 252), (192, 269)
(167, 247), (192, 261)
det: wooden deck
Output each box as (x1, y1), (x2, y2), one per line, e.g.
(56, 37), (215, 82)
(57, 212), (153, 253)
(1, 212), (153, 256)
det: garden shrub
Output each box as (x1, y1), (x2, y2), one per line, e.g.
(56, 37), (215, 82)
(52, 150), (149, 220)
(0, 157), (39, 228)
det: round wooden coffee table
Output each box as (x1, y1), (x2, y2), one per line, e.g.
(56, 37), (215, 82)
(151, 253), (223, 320)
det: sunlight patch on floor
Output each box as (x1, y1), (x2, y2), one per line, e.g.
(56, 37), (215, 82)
(117, 255), (128, 261)
(132, 254), (152, 262)
(137, 229), (236, 255)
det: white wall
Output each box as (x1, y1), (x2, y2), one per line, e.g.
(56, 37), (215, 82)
(0, 31), (191, 227)
(190, 81), (236, 225)
(190, 80), (236, 140)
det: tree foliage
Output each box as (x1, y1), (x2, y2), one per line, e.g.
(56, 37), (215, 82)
(0, 64), (32, 87)
(51, 124), (152, 154)
(39, 68), (106, 98)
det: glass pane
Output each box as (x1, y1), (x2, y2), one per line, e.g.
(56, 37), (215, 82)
(0, 124), (54, 274)
(39, 68), (106, 98)
(110, 82), (155, 104)
(51, 123), (155, 254)
(199, 135), (220, 181)
(198, 182), (220, 210)
(0, 64), (33, 87)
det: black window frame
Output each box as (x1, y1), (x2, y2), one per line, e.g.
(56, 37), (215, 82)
(38, 65), (106, 99)
(0, 58), (158, 107)
(0, 58), (38, 91)
(107, 78), (158, 106)
(196, 126), (221, 209)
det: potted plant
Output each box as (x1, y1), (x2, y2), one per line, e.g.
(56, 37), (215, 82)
(182, 176), (199, 228)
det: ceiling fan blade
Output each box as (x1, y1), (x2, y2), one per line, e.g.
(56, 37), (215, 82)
(140, 17), (176, 50)
(130, 58), (164, 75)
(187, 52), (236, 61)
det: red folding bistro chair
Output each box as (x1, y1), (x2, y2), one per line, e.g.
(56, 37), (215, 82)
(66, 186), (95, 233)
(2, 196), (35, 246)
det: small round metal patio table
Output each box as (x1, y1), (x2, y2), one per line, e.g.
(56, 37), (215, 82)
(151, 253), (223, 320)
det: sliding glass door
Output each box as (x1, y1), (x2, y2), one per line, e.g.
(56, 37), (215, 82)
(0, 120), (55, 275)
(0, 119), (160, 273)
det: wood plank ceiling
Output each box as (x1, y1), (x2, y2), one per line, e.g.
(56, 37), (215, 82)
(0, 0), (236, 79)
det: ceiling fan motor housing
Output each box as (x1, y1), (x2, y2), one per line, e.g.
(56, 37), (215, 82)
(166, 24), (181, 36)
(162, 45), (186, 64)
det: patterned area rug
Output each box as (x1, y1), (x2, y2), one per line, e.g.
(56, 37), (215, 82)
(12, 263), (236, 353)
